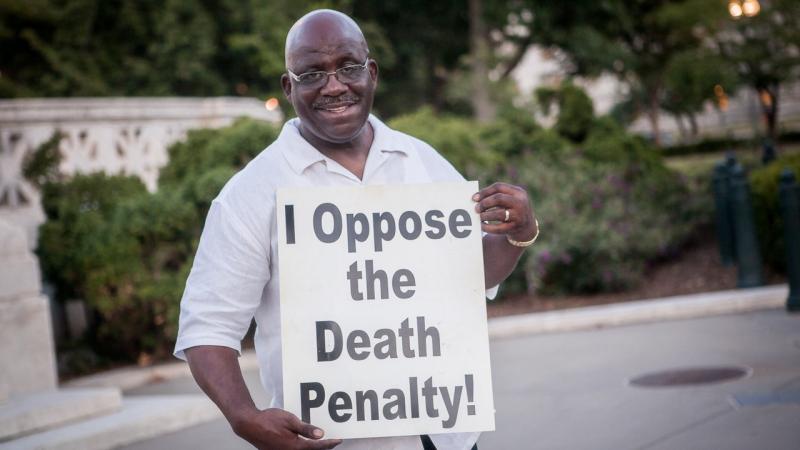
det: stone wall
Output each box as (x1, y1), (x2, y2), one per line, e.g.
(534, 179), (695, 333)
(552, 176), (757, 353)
(0, 97), (282, 248)
(0, 219), (56, 399)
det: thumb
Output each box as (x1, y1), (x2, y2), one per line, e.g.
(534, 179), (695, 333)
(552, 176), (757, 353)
(287, 414), (325, 440)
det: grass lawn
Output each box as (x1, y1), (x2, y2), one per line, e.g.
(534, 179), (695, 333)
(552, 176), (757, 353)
(665, 143), (800, 178)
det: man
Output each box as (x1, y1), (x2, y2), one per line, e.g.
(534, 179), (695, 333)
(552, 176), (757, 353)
(175, 9), (538, 450)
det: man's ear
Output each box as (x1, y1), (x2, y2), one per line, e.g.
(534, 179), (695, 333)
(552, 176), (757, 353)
(281, 74), (292, 100)
(368, 59), (379, 83)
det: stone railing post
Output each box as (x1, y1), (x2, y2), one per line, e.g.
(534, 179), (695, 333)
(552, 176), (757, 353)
(0, 219), (57, 399)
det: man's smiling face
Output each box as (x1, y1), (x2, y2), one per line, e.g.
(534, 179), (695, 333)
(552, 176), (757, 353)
(282, 12), (378, 146)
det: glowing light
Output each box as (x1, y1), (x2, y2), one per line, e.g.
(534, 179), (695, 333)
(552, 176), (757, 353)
(742, 0), (760, 17)
(714, 85), (729, 111)
(265, 97), (280, 111)
(760, 90), (772, 107)
(728, 1), (743, 18)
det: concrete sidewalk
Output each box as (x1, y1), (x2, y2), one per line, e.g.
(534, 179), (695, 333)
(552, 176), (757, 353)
(120, 308), (800, 450)
(67, 285), (798, 449)
(482, 308), (800, 449)
(66, 284), (790, 393)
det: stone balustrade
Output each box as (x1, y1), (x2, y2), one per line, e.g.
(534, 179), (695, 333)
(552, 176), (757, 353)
(0, 97), (282, 248)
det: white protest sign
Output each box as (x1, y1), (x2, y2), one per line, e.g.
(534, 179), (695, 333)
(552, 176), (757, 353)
(277, 181), (495, 439)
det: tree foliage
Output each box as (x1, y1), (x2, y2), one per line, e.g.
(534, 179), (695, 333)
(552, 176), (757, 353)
(0, 0), (350, 99)
(517, 0), (728, 145)
(714, 0), (800, 142)
(37, 118), (280, 363)
(660, 48), (739, 138)
(535, 81), (594, 143)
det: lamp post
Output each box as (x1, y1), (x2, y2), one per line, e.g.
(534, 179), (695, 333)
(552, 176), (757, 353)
(728, 0), (761, 18)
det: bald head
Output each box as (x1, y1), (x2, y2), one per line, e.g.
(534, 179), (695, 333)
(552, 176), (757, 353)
(285, 9), (369, 68)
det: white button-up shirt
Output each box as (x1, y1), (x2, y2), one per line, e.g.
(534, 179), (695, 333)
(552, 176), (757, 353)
(175, 115), (494, 450)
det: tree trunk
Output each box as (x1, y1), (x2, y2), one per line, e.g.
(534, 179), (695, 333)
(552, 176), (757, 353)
(675, 114), (687, 142)
(468, 0), (495, 123)
(427, 53), (445, 112)
(688, 112), (699, 138)
(759, 85), (779, 144)
(647, 89), (661, 147)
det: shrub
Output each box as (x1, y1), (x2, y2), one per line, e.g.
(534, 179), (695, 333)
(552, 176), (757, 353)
(37, 101), (712, 364)
(23, 132), (63, 188)
(661, 136), (753, 157)
(502, 97), (705, 294)
(388, 107), (502, 180)
(158, 117), (279, 187)
(37, 119), (280, 365)
(749, 153), (800, 273)
(583, 117), (664, 171)
(480, 106), (541, 158)
(38, 174), (148, 303)
(535, 81), (595, 143)
(511, 150), (700, 294)
(84, 188), (198, 359)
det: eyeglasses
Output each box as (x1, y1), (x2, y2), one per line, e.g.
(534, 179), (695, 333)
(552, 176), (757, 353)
(287, 59), (370, 88)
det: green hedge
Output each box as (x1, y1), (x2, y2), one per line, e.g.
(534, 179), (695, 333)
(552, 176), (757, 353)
(38, 118), (278, 365)
(391, 96), (706, 295)
(388, 107), (503, 180)
(661, 131), (800, 158)
(36, 89), (711, 366)
(510, 124), (703, 294)
(750, 153), (800, 273)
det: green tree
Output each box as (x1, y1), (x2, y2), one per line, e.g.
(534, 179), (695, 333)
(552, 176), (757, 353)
(0, 0), (351, 99)
(517, 0), (727, 146)
(661, 49), (739, 140)
(714, 0), (800, 144)
(535, 81), (595, 143)
(351, 0), (470, 117)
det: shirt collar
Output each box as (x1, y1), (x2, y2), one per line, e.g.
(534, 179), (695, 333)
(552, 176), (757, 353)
(279, 114), (411, 175)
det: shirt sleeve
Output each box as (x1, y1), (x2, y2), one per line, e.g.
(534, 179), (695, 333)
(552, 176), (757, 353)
(173, 197), (271, 360)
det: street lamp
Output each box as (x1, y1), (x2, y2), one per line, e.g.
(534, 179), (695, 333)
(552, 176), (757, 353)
(728, 0), (761, 18)
(742, 0), (761, 17)
(728, 1), (743, 18)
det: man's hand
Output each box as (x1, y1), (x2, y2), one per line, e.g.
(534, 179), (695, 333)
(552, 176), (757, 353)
(185, 346), (341, 450)
(231, 408), (342, 450)
(473, 182), (537, 242)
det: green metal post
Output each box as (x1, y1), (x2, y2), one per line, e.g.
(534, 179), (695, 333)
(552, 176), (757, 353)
(779, 169), (800, 312)
(730, 164), (764, 288)
(762, 140), (776, 165)
(725, 153), (738, 260)
(713, 163), (735, 265)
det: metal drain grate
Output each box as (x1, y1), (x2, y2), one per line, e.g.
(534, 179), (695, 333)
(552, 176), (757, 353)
(629, 366), (750, 387)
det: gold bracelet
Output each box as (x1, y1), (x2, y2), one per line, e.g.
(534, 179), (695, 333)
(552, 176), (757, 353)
(506, 218), (539, 248)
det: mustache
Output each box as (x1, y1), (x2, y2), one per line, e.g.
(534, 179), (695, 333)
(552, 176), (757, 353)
(313, 94), (360, 108)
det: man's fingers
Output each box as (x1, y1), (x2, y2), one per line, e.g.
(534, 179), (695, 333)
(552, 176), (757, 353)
(286, 414), (324, 439)
(473, 182), (523, 202)
(475, 193), (516, 212)
(298, 437), (343, 450)
(279, 413), (341, 449)
(480, 208), (511, 224)
(481, 222), (514, 234)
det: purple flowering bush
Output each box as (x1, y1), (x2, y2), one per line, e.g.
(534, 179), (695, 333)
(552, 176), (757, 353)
(512, 150), (702, 294)
(390, 96), (708, 295)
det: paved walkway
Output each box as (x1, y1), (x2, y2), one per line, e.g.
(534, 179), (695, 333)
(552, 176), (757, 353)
(119, 307), (800, 450)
